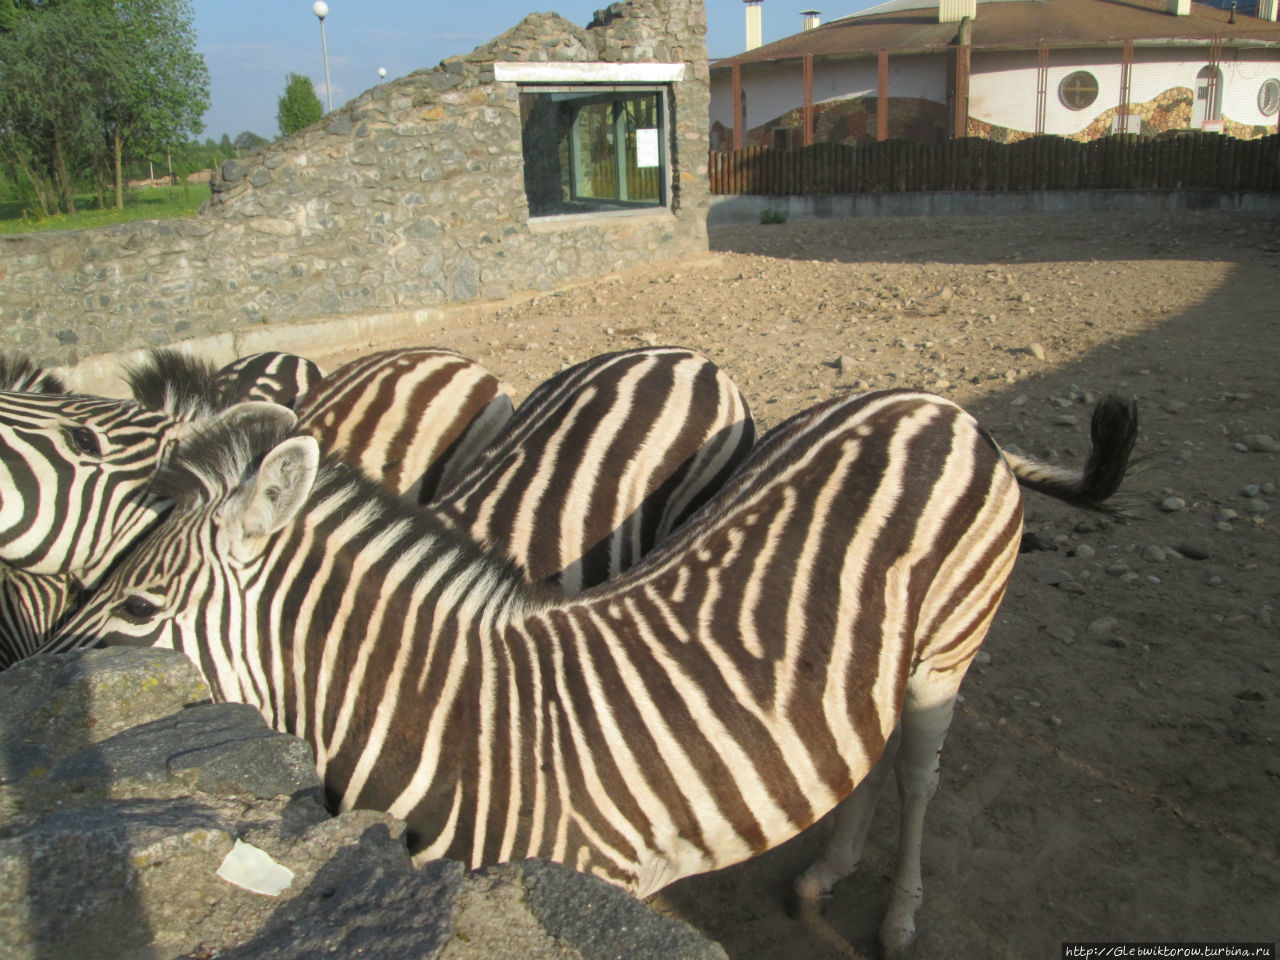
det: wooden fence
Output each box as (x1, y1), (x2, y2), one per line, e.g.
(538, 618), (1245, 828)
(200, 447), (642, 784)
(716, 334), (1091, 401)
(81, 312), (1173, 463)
(708, 133), (1280, 195)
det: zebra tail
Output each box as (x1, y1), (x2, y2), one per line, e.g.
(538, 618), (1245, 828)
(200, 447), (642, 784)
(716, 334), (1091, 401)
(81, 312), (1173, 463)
(1001, 393), (1138, 511)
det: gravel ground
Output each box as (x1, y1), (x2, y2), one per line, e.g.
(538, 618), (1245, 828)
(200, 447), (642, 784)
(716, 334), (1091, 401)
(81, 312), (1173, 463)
(318, 210), (1279, 959)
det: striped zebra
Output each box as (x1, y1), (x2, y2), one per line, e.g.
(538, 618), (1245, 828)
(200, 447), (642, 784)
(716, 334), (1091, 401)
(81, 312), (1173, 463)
(433, 346), (755, 592)
(124, 348), (322, 417)
(296, 348), (515, 504)
(0, 355), (78, 668)
(0, 373), (295, 586)
(45, 388), (1137, 957)
(0, 569), (83, 669)
(216, 352), (324, 410)
(0, 347), (750, 659)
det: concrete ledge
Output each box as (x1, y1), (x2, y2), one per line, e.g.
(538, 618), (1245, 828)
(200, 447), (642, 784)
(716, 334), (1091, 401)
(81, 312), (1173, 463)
(56, 307), (451, 398)
(707, 189), (1280, 224)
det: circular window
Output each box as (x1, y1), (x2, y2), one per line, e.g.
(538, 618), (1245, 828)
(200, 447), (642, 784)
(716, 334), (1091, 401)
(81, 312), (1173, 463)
(1058, 71), (1099, 111)
(1259, 78), (1280, 117)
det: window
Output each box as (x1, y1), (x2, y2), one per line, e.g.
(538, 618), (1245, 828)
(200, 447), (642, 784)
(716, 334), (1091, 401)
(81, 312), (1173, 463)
(519, 87), (669, 218)
(1259, 78), (1280, 117)
(1194, 65), (1223, 126)
(1058, 71), (1099, 111)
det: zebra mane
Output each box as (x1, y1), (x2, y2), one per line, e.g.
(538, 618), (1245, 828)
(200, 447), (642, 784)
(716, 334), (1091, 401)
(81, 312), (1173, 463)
(154, 410), (537, 589)
(124, 349), (224, 421)
(0, 355), (66, 394)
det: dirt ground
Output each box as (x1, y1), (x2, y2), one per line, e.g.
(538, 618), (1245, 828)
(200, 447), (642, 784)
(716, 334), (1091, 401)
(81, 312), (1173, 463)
(319, 210), (1279, 959)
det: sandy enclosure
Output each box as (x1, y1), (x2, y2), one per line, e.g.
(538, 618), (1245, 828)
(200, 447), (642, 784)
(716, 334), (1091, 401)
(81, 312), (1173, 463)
(306, 210), (1279, 959)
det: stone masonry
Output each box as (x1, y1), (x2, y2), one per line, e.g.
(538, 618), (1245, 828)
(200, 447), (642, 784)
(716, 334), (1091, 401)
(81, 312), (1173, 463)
(0, 648), (729, 959)
(0, 0), (711, 372)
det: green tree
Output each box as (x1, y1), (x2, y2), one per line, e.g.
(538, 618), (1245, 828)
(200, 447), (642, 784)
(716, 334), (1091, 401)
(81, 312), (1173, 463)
(277, 73), (323, 138)
(95, 0), (210, 209)
(0, 3), (112, 214)
(0, 0), (209, 213)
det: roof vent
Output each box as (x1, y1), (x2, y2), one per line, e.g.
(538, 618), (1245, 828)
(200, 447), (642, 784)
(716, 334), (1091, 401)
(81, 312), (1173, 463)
(1166, 0), (1190, 14)
(745, 0), (763, 50)
(802, 9), (821, 30)
(939, 0), (976, 23)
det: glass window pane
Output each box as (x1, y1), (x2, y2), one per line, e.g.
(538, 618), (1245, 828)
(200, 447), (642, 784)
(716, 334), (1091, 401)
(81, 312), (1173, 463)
(520, 88), (666, 217)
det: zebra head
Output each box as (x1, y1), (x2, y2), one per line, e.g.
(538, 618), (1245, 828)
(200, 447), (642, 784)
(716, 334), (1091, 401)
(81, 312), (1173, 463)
(0, 388), (297, 586)
(0, 391), (179, 580)
(47, 413), (321, 703)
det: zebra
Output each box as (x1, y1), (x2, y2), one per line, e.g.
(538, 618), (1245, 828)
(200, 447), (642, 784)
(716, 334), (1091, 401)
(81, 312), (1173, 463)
(124, 348), (322, 416)
(0, 355), (79, 668)
(123, 349), (225, 420)
(432, 346), (755, 592)
(0, 367), (295, 586)
(0, 346), (751, 660)
(216, 351), (324, 411)
(125, 345), (756, 592)
(45, 388), (1138, 958)
(296, 348), (516, 504)
(0, 569), (83, 669)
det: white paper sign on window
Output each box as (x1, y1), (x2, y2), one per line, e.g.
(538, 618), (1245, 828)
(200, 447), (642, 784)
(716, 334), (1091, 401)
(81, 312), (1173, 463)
(636, 128), (660, 168)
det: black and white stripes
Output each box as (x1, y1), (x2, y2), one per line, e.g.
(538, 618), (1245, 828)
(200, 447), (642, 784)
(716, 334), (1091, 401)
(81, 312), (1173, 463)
(0, 346), (756, 665)
(0, 389), (180, 583)
(433, 346), (755, 591)
(0, 568), (82, 668)
(297, 348), (515, 504)
(45, 388), (1137, 956)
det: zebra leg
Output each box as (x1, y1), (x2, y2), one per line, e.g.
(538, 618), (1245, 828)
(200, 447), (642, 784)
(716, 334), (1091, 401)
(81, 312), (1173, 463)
(879, 691), (958, 960)
(794, 725), (899, 906)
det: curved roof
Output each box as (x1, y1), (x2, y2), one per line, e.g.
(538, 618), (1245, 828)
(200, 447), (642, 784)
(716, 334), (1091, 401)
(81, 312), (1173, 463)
(718, 0), (1280, 65)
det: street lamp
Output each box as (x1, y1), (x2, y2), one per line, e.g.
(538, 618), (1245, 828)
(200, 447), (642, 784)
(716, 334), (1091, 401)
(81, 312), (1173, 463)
(312, 1), (333, 113)
(378, 67), (387, 83)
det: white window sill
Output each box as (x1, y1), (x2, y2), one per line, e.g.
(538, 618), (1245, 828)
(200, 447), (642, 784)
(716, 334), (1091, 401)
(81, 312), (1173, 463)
(527, 207), (675, 232)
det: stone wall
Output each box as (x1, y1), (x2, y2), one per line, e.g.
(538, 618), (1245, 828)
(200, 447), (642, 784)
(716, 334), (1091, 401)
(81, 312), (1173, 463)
(0, 648), (728, 959)
(0, 0), (711, 372)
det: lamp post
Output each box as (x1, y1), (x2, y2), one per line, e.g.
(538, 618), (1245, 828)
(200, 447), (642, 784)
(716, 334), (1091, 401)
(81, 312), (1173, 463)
(378, 67), (387, 83)
(312, 1), (333, 113)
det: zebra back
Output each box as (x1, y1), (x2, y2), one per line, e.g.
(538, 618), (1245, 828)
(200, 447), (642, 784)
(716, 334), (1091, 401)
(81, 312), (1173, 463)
(296, 348), (514, 504)
(44, 389), (1139, 895)
(216, 352), (324, 411)
(433, 346), (756, 593)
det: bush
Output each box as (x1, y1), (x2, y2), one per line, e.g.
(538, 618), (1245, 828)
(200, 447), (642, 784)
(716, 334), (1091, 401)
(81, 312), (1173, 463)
(759, 208), (788, 225)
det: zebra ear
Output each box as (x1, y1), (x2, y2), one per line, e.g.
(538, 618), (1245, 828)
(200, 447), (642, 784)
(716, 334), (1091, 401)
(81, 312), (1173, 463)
(221, 436), (320, 562)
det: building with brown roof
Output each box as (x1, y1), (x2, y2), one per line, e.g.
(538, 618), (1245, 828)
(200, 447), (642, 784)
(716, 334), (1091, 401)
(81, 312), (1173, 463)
(710, 0), (1280, 148)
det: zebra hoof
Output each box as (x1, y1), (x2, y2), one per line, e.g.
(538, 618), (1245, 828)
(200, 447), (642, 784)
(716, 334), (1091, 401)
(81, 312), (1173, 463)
(879, 921), (919, 960)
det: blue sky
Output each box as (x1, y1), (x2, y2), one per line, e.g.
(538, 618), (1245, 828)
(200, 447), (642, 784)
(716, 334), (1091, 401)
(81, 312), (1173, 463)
(192, 0), (877, 142)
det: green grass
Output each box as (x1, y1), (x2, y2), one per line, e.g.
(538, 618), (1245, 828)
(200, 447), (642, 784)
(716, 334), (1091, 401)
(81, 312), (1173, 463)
(0, 183), (211, 235)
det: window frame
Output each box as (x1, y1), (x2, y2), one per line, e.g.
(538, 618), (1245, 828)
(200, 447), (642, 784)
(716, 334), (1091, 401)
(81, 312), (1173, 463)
(1259, 78), (1280, 117)
(518, 82), (673, 221)
(1058, 71), (1099, 112)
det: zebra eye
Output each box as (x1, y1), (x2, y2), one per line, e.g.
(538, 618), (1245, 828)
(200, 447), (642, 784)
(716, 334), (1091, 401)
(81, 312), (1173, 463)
(66, 425), (102, 457)
(115, 595), (160, 624)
